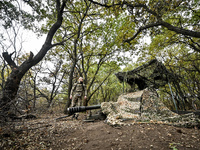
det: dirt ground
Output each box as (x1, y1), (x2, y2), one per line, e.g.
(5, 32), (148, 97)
(1, 113), (200, 150)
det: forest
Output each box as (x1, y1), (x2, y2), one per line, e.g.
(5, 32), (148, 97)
(0, 0), (200, 149)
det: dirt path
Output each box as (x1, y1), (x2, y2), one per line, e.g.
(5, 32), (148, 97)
(53, 120), (200, 150)
(1, 114), (200, 150)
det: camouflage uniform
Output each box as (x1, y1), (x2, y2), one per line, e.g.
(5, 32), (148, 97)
(70, 82), (87, 107)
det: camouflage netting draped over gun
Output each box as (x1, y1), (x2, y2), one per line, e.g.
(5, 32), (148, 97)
(100, 59), (200, 127)
(101, 88), (200, 127)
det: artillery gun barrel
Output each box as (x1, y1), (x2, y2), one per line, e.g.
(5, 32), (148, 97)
(67, 105), (101, 115)
(56, 105), (101, 120)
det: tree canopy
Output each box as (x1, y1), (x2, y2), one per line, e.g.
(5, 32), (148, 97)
(87, 0), (199, 52)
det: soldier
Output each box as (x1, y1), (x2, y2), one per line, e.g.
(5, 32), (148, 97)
(70, 77), (87, 119)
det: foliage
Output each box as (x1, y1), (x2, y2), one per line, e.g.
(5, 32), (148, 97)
(0, 0), (49, 30)
(41, 0), (131, 106)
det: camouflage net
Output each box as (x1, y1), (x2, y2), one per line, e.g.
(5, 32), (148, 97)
(101, 88), (200, 127)
(115, 59), (176, 90)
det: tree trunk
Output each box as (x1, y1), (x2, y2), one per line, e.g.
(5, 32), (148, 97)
(0, 68), (23, 114)
(33, 76), (36, 109)
(64, 61), (76, 114)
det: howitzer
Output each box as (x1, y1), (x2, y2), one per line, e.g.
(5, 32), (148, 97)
(56, 105), (101, 120)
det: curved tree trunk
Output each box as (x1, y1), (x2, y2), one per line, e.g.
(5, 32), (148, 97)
(0, 0), (66, 118)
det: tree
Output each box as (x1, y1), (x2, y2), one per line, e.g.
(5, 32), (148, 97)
(88, 0), (200, 53)
(1, 0), (67, 118)
(35, 59), (67, 108)
(0, 21), (33, 115)
(0, 22), (25, 91)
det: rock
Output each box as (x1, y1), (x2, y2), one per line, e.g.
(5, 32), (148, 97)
(83, 139), (89, 143)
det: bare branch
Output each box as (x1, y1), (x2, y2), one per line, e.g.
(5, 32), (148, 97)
(2, 52), (18, 69)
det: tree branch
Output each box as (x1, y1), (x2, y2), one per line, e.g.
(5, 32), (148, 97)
(28, 51), (34, 62)
(87, 70), (113, 102)
(51, 40), (66, 47)
(2, 52), (18, 69)
(88, 0), (121, 8)
(31, 0), (67, 67)
(123, 22), (162, 43)
(160, 20), (200, 38)
(89, 0), (200, 44)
